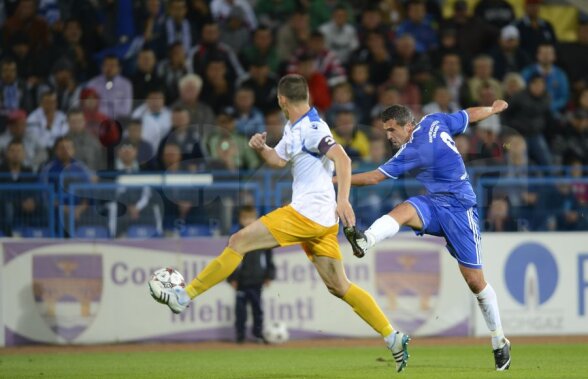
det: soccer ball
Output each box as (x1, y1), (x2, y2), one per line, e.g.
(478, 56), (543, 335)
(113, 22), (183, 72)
(151, 267), (185, 289)
(262, 322), (289, 344)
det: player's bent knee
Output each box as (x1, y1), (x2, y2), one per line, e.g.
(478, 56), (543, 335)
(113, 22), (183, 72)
(227, 232), (246, 255)
(324, 281), (350, 298)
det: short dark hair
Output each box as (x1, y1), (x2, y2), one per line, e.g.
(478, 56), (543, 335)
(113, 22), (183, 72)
(67, 107), (83, 117)
(380, 105), (415, 126)
(7, 138), (24, 149)
(53, 136), (72, 149)
(278, 74), (308, 102)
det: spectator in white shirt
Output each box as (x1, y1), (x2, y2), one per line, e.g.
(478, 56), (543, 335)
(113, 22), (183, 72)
(210, 0), (257, 30)
(132, 88), (172, 153)
(26, 90), (68, 149)
(319, 5), (359, 64)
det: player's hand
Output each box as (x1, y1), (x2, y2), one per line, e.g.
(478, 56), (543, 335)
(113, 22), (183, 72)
(491, 100), (508, 114)
(337, 200), (356, 228)
(248, 132), (267, 151)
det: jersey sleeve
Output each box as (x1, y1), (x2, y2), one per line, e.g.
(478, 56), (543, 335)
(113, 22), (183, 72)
(274, 135), (290, 161)
(438, 110), (469, 136)
(304, 122), (337, 156)
(378, 144), (421, 179)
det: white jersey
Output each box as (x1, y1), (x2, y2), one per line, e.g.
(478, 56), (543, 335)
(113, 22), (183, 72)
(275, 107), (338, 227)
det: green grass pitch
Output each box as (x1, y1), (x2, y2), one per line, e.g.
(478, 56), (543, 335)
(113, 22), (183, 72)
(1, 342), (587, 378)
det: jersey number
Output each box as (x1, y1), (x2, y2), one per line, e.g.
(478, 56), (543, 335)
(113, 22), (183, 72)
(440, 131), (468, 180)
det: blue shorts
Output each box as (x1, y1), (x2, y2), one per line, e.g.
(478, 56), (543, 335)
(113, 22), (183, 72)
(405, 194), (482, 269)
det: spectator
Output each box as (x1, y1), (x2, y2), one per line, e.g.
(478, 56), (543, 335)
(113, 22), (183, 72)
(564, 88), (588, 162)
(502, 74), (553, 166)
(0, 58), (34, 113)
(0, 109), (46, 170)
(255, 0), (296, 29)
(201, 58), (235, 114)
(293, 54), (331, 112)
(174, 74), (216, 140)
(331, 110), (369, 161)
(157, 105), (205, 171)
(380, 65), (422, 116)
(434, 53), (472, 108)
(161, 0), (195, 56)
(558, 20), (588, 94)
(474, 0), (515, 29)
(159, 142), (194, 227)
(263, 109), (284, 148)
(545, 183), (585, 231)
(396, 0), (438, 53)
(65, 108), (105, 171)
(470, 85), (504, 165)
(370, 86), (401, 121)
(569, 157), (588, 206)
(228, 205), (275, 344)
(233, 86), (265, 138)
(27, 90), (69, 150)
(131, 49), (164, 104)
(357, 5), (394, 48)
(276, 10), (311, 62)
(485, 198), (518, 231)
(0, 140), (40, 236)
(423, 86), (458, 115)
(521, 44), (570, 115)
(206, 108), (260, 170)
(326, 82), (360, 129)
(319, 5), (359, 64)
(287, 31), (346, 87)
(6, 33), (48, 82)
(349, 62), (375, 125)
(2, 0), (50, 51)
(490, 25), (533, 80)
(240, 26), (280, 73)
(454, 134), (472, 163)
(38, 136), (93, 232)
(219, 6), (250, 54)
(86, 55), (133, 119)
(211, 0), (257, 30)
(140, 0), (166, 57)
(41, 60), (82, 113)
(430, 27), (468, 69)
(189, 21), (244, 83)
(441, 0), (497, 57)
(392, 34), (431, 76)
(353, 32), (393, 86)
(502, 72), (526, 100)
(53, 18), (95, 81)
(238, 59), (278, 113)
(132, 88), (172, 154)
(515, 0), (557, 57)
(187, 0), (213, 29)
(120, 118), (154, 169)
(79, 88), (109, 139)
(468, 55), (503, 104)
(157, 42), (191, 104)
(113, 142), (157, 237)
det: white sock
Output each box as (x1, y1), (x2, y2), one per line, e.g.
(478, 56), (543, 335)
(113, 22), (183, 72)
(476, 284), (506, 349)
(364, 215), (400, 248)
(383, 330), (402, 349)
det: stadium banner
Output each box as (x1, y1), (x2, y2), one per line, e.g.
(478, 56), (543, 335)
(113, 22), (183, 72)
(0, 235), (471, 346)
(473, 233), (588, 337)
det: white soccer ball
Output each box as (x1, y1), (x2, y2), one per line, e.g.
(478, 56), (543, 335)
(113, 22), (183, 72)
(263, 321), (290, 344)
(151, 267), (185, 289)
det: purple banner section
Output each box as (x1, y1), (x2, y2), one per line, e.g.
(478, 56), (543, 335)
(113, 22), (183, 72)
(437, 319), (469, 337)
(33, 255), (102, 279)
(375, 250), (440, 273)
(5, 327), (48, 346)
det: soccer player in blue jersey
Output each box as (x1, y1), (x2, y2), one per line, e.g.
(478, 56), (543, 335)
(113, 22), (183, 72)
(341, 101), (511, 371)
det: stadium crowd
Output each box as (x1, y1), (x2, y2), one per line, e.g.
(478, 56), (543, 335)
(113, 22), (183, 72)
(1, 0), (588, 236)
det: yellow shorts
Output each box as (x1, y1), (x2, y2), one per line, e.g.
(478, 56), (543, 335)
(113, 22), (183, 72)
(260, 205), (342, 260)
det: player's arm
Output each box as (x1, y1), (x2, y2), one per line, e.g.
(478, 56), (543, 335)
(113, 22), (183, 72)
(248, 132), (287, 168)
(466, 100), (508, 123)
(325, 144), (356, 227)
(349, 169), (388, 186)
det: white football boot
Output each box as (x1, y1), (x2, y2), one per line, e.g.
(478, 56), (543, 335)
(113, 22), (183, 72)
(386, 331), (411, 373)
(148, 280), (190, 314)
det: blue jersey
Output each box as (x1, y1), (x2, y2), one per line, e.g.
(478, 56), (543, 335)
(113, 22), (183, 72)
(378, 110), (477, 207)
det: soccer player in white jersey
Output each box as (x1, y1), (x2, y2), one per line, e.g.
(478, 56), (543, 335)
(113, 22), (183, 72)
(149, 74), (411, 372)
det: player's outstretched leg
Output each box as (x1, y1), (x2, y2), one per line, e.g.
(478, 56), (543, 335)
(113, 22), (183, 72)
(312, 256), (410, 372)
(460, 265), (511, 370)
(148, 220), (278, 314)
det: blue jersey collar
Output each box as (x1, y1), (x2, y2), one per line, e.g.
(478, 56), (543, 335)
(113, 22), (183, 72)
(290, 107), (317, 128)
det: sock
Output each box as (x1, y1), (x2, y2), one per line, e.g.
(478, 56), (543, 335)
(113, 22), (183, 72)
(342, 283), (394, 338)
(364, 215), (400, 248)
(475, 283), (506, 349)
(185, 247), (243, 299)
